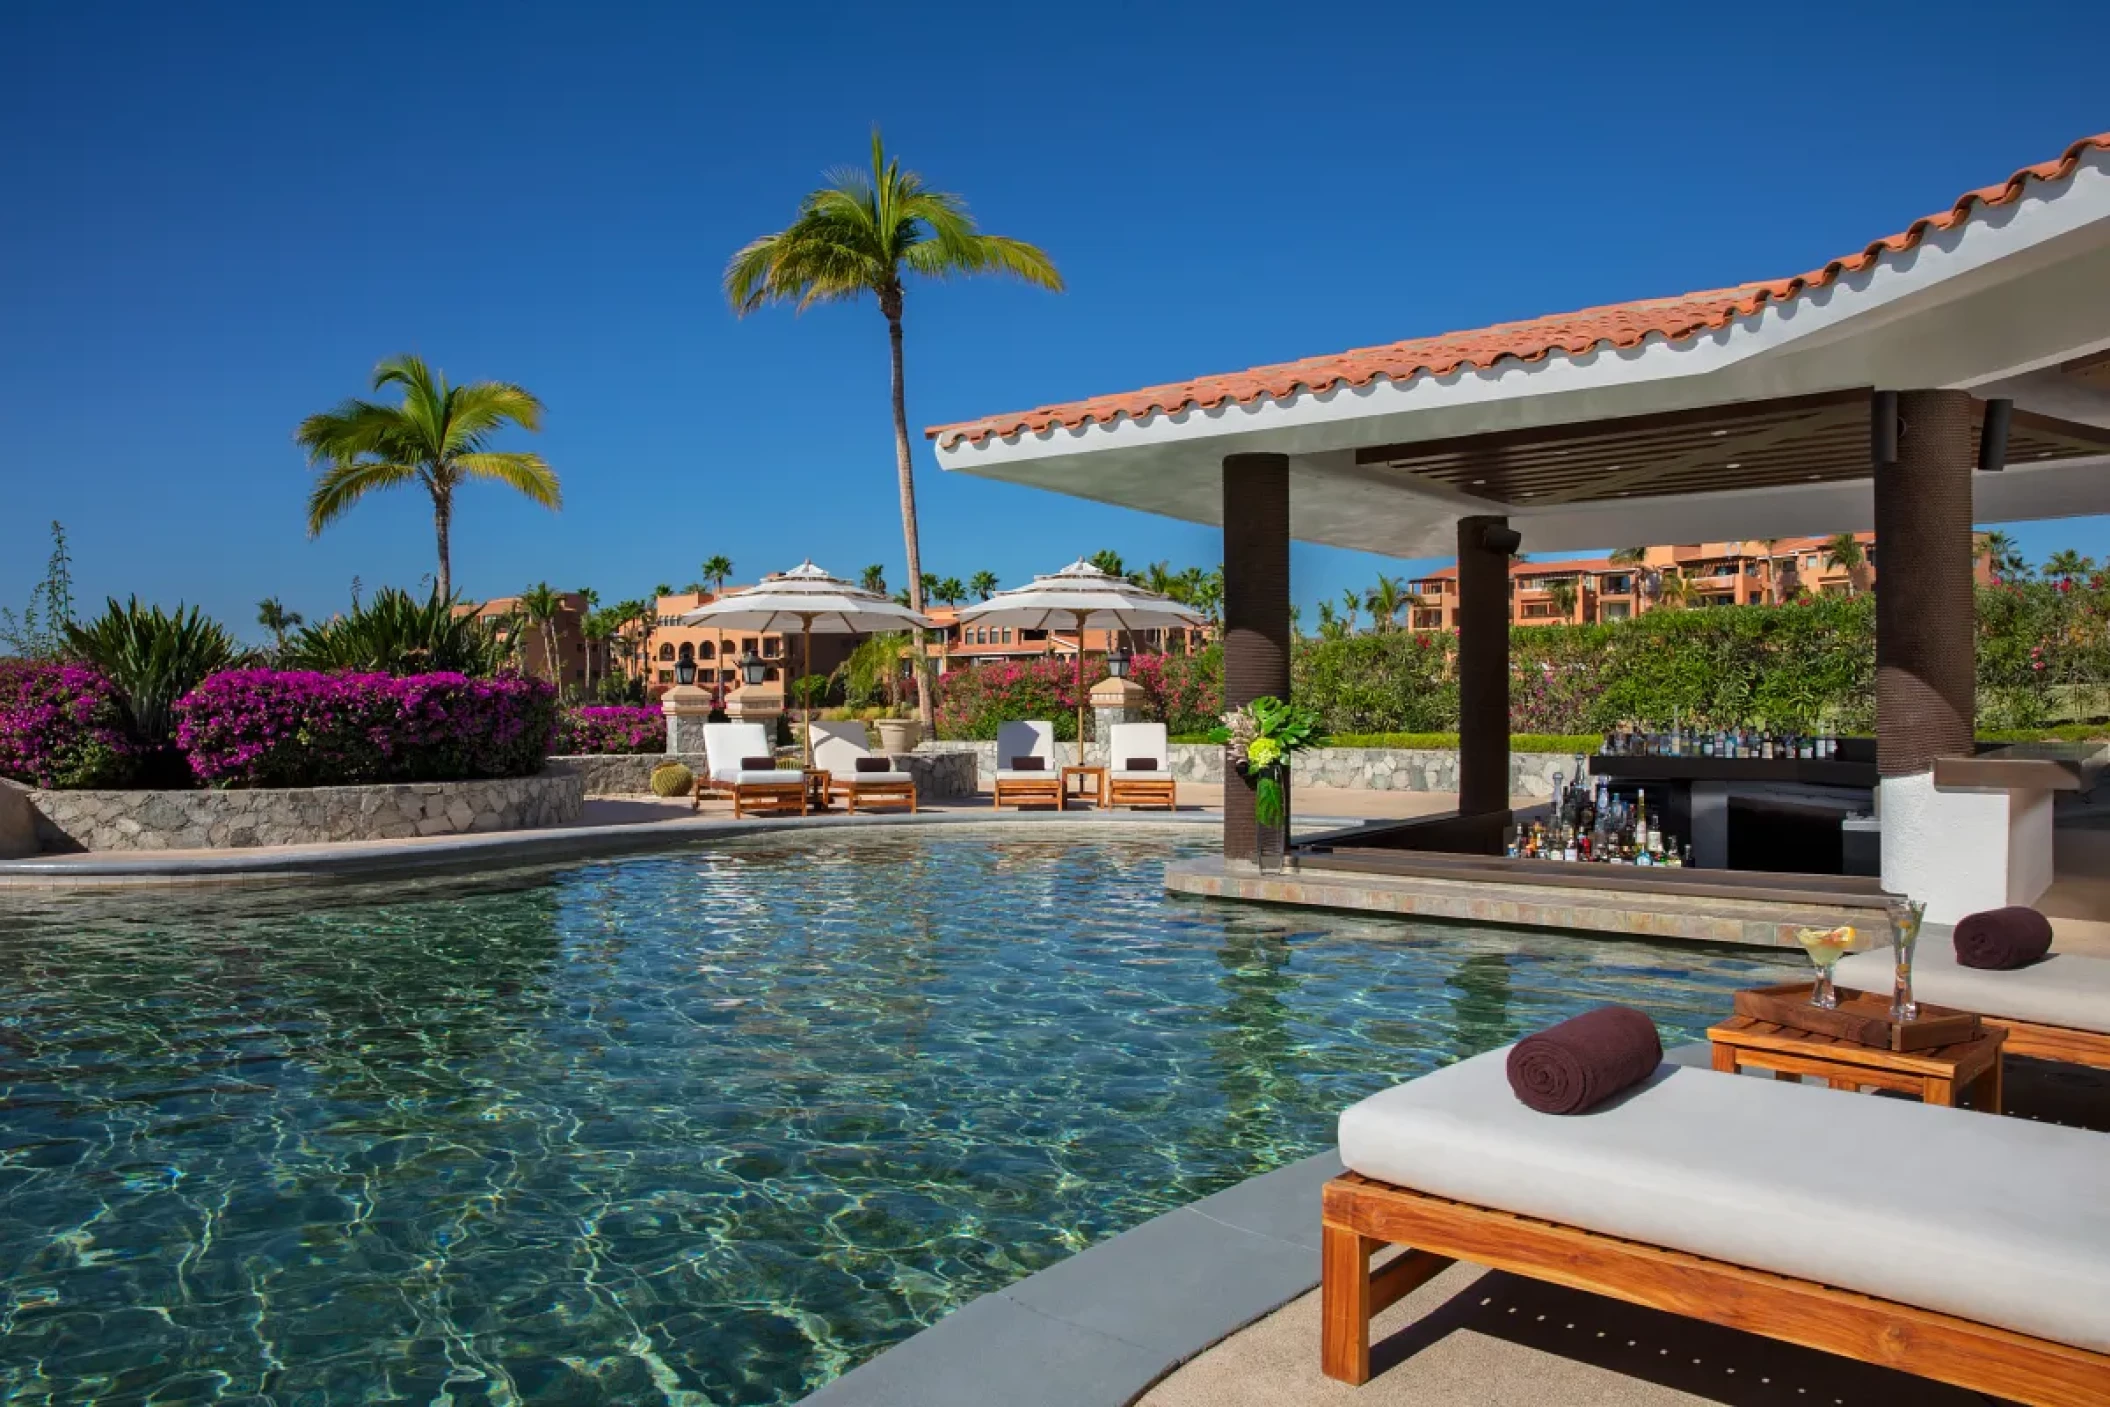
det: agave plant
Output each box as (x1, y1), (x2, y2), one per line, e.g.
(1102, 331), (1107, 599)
(65, 598), (243, 755)
(282, 588), (507, 676)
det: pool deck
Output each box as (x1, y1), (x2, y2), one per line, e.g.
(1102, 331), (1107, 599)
(802, 1048), (2110, 1407)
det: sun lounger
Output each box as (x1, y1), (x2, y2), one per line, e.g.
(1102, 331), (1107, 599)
(809, 720), (917, 814)
(992, 721), (1061, 809)
(1322, 1049), (2110, 1404)
(697, 722), (807, 818)
(1837, 940), (2110, 1070)
(1105, 722), (1176, 809)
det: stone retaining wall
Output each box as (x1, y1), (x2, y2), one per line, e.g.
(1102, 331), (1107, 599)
(26, 769), (584, 853)
(554, 749), (979, 800)
(913, 741), (1577, 798)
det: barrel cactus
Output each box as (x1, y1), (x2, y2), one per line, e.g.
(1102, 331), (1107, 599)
(649, 761), (694, 798)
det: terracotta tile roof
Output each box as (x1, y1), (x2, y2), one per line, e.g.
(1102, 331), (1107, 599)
(930, 132), (2110, 449)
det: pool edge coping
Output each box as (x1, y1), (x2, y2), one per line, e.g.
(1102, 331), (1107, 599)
(794, 1150), (1345, 1407)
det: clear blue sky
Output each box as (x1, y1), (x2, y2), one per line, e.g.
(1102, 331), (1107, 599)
(3, 2), (2104, 639)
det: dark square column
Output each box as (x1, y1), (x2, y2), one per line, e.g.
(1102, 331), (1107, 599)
(1874, 390), (1976, 776)
(1456, 515), (1512, 819)
(1222, 452), (1291, 864)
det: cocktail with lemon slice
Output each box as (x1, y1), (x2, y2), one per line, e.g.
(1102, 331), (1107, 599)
(1795, 924), (1856, 1009)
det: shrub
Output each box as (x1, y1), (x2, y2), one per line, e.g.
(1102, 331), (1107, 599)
(0, 661), (138, 788)
(173, 670), (557, 788)
(64, 598), (243, 758)
(1292, 632), (1456, 735)
(649, 761), (693, 797)
(935, 657), (1094, 740)
(281, 587), (507, 676)
(1131, 645), (1223, 735)
(554, 705), (665, 755)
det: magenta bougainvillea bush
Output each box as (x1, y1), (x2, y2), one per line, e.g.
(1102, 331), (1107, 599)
(173, 670), (557, 788)
(553, 705), (666, 755)
(0, 661), (138, 789)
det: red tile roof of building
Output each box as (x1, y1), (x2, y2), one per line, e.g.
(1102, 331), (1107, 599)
(929, 133), (2110, 449)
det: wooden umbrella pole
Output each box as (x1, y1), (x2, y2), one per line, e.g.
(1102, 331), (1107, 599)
(1074, 611), (1087, 767)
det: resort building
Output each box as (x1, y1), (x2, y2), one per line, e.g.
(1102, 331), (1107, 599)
(926, 604), (1211, 664)
(1405, 531), (1997, 628)
(618, 590), (854, 695)
(460, 591), (611, 689)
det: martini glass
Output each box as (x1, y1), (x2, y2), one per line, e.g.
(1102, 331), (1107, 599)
(1795, 926), (1855, 1009)
(1886, 897), (1927, 1022)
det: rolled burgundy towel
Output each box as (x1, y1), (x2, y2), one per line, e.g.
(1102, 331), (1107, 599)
(1954, 906), (2053, 970)
(1009, 756), (1046, 771)
(1125, 757), (1159, 771)
(854, 756), (891, 773)
(740, 755), (776, 771)
(1506, 1006), (1663, 1115)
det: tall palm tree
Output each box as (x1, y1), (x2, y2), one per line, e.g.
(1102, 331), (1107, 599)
(1655, 572), (1691, 610)
(1544, 578), (1578, 622)
(297, 354), (559, 602)
(860, 564), (889, 595)
(519, 582), (564, 684)
(968, 570), (999, 601)
(1754, 537), (1781, 604)
(654, 582), (673, 598)
(255, 597), (303, 651)
(1337, 587), (1362, 635)
(727, 131), (1062, 728)
(934, 577), (967, 608)
(1088, 549), (1126, 579)
(700, 555), (734, 596)
(1821, 533), (1867, 596)
(1364, 574), (1413, 633)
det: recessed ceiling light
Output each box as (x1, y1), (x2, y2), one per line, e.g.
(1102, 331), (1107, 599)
(1726, 462), (1742, 469)
(1807, 473), (1821, 481)
(1710, 429), (1729, 438)
(1521, 491), (1537, 497)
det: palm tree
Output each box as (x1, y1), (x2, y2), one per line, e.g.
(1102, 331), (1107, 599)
(1655, 572), (1691, 610)
(860, 564), (889, 595)
(1821, 533), (1867, 596)
(582, 608), (620, 699)
(1754, 537), (1781, 604)
(2044, 549), (2095, 585)
(1544, 578), (1578, 621)
(726, 131), (1062, 729)
(255, 597), (303, 651)
(1315, 600), (1343, 641)
(934, 577), (967, 608)
(297, 354), (559, 602)
(968, 570), (999, 601)
(1089, 549), (1126, 579)
(700, 555), (734, 596)
(1977, 530), (2026, 580)
(654, 582), (673, 599)
(1364, 574), (1412, 633)
(1337, 587), (1362, 635)
(518, 582), (564, 683)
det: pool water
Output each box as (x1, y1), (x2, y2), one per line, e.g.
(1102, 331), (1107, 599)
(0, 829), (1794, 1404)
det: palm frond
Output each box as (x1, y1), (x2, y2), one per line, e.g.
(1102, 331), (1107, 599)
(454, 452), (562, 509)
(306, 459), (421, 535)
(442, 381), (545, 449)
(295, 399), (417, 466)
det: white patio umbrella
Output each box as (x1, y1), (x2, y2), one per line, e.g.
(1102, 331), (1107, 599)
(679, 562), (936, 765)
(952, 560), (1205, 764)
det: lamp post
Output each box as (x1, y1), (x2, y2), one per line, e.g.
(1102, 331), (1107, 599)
(1106, 644), (1132, 679)
(674, 656), (697, 687)
(739, 651), (768, 687)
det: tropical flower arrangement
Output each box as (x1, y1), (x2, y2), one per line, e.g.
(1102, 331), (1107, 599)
(1209, 695), (1324, 826)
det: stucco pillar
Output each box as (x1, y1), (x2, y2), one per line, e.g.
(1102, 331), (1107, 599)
(1456, 515), (1513, 819)
(660, 684), (714, 755)
(1222, 452), (1291, 865)
(1090, 674), (1146, 761)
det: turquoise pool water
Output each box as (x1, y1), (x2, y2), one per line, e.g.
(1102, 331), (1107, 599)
(0, 828), (1794, 1404)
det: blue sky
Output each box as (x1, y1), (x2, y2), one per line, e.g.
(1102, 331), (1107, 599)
(2, 2), (2105, 639)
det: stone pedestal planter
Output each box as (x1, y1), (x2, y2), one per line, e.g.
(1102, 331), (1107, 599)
(873, 718), (922, 754)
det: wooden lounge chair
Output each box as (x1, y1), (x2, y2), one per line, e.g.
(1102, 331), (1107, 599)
(697, 722), (807, 818)
(991, 720), (1061, 809)
(1322, 1049), (2110, 1405)
(1105, 722), (1177, 810)
(1837, 942), (2110, 1071)
(810, 720), (917, 814)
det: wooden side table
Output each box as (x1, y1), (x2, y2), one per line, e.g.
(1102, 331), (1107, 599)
(804, 768), (832, 812)
(1707, 1014), (2005, 1112)
(1061, 764), (1108, 808)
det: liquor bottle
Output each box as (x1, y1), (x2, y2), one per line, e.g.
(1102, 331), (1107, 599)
(1665, 840), (1683, 868)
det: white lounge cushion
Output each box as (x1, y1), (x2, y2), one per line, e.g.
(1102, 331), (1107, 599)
(839, 771), (911, 784)
(1337, 1048), (2110, 1353)
(995, 769), (1060, 781)
(731, 770), (802, 785)
(810, 720), (877, 774)
(703, 722), (777, 782)
(1836, 941), (2110, 1035)
(1111, 769), (1172, 781)
(995, 720), (1056, 768)
(1107, 722), (1168, 769)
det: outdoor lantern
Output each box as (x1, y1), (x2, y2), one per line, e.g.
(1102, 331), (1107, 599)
(674, 656), (697, 687)
(739, 650), (768, 686)
(1106, 644), (1132, 679)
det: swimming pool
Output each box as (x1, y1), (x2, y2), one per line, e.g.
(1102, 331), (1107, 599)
(0, 828), (1793, 1404)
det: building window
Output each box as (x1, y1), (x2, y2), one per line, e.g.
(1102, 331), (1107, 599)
(698, 640), (715, 659)
(720, 669), (735, 684)
(678, 642), (694, 662)
(763, 666), (779, 682)
(743, 637), (760, 655)
(761, 638), (779, 658)
(657, 669), (673, 683)
(1002, 628), (1013, 644)
(657, 644), (675, 661)
(1602, 602), (1631, 621)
